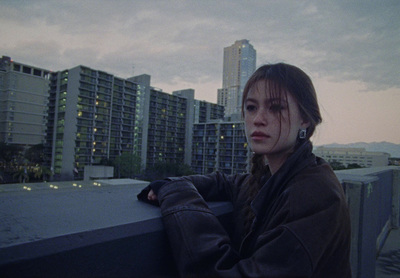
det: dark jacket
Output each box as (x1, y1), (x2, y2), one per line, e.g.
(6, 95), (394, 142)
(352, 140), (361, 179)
(139, 141), (352, 277)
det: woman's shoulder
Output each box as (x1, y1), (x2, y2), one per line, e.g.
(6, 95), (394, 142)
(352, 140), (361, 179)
(285, 157), (346, 213)
(292, 156), (341, 190)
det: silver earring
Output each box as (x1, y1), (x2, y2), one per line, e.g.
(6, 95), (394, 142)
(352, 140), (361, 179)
(299, 128), (307, 139)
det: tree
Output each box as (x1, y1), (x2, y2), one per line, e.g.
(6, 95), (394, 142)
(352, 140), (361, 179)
(329, 160), (346, 170)
(143, 161), (196, 181)
(113, 153), (142, 178)
(33, 165), (53, 181)
(13, 167), (29, 183)
(24, 144), (45, 164)
(0, 142), (23, 167)
(346, 163), (364, 169)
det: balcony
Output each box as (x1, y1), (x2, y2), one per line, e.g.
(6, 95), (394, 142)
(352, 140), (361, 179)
(0, 167), (399, 277)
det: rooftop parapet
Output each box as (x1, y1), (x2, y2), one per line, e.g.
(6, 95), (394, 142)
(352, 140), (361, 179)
(1, 167), (399, 277)
(0, 178), (233, 277)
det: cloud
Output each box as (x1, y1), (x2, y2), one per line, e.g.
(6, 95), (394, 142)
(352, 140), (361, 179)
(1, 0), (399, 93)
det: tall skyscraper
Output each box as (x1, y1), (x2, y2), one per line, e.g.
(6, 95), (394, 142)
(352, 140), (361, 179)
(0, 56), (50, 146)
(217, 40), (256, 117)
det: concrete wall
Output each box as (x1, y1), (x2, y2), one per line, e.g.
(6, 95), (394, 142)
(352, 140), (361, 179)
(0, 179), (232, 277)
(336, 166), (400, 278)
(83, 165), (114, 181)
(1, 167), (399, 277)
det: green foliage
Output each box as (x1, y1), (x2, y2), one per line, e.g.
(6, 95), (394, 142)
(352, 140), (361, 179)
(329, 160), (365, 170)
(24, 144), (45, 164)
(99, 157), (114, 166)
(346, 163), (363, 169)
(32, 165), (53, 181)
(13, 167), (29, 183)
(113, 152), (142, 178)
(329, 161), (346, 170)
(0, 142), (23, 164)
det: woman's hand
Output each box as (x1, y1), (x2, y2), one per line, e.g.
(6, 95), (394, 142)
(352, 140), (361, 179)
(148, 189), (158, 201)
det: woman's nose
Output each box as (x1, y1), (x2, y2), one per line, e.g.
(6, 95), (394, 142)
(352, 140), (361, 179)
(253, 109), (267, 126)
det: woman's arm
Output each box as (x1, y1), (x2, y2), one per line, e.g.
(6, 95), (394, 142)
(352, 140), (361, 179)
(139, 171), (249, 204)
(177, 171), (249, 202)
(157, 178), (313, 277)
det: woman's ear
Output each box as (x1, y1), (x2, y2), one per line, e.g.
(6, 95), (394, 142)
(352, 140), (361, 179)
(300, 119), (310, 129)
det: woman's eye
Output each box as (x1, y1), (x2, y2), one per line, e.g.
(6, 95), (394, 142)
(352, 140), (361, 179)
(246, 105), (257, 112)
(270, 104), (285, 112)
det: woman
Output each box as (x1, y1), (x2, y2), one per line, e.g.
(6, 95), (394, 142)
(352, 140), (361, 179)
(138, 63), (352, 277)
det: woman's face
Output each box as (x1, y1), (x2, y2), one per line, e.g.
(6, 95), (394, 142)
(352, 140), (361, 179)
(244, 81), (309, 157)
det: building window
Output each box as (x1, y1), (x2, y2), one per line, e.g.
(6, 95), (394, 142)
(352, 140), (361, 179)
(23, 66), (31, 74)
(33, 69), (42, 76)
(13, 64), (21, 72)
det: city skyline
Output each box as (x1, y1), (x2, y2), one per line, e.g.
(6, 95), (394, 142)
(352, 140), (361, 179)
(1, 0), (399, 145)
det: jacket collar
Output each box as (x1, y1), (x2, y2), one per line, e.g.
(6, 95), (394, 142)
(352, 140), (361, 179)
(251, 140), (315, 219)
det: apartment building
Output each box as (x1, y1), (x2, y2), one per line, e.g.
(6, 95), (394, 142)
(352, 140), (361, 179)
(0, 56), (50, 146)
(314, 147), (390, 168)
(192, 120), (250, 175)
(46, 66), (147, 180)
(46, 64), (223, 180)
(194, 99), (224, 124)
(145, 88), (191, 168)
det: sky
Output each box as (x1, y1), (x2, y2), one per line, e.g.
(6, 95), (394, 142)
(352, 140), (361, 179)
(1, 0), (399, 146)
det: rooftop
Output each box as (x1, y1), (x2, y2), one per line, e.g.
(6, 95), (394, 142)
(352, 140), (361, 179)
(0, 178), (232, 277)
(1, 167), (399, 277)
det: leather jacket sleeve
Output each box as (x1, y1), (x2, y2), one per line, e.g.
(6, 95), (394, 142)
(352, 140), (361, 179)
(157, 178), (314, 278)
(174, 171), (250, 202)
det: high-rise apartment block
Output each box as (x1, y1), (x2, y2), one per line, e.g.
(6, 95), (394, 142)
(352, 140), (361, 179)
(46, 66), (147, 180)
(192, 121), (250, 175)
(218, 40), (256, 117)
(194, 99), (224, 124)
(3, 44), (253, 180)
(145, 88), (192, 168)
(45, 65), (224, 180)
(0, 56), (50, 146)
(145, 88), (225, 169)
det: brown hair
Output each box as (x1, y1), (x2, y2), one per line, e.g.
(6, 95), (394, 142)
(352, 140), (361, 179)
(242, 63), (322, 140)
(241, 63), (322, 234)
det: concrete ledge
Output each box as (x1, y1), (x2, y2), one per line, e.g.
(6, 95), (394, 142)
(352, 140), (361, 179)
(2, 167), (398, 277)
(0, 179), (233, 277)
(83, 165), (114, 181)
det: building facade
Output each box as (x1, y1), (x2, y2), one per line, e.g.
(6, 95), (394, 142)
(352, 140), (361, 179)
(46, 64), (223, 180)
(0, 56), (50, 146)
(46, 66), (147, 180)
(217, 40), (256, 117)
(314, 147), (390, 168)
(145, 88), (191, 168)
(194, 99), (224, 124)
(192, 120), (250, 175)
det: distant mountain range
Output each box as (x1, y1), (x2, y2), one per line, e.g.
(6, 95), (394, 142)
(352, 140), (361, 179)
(315, 141), (400, 158)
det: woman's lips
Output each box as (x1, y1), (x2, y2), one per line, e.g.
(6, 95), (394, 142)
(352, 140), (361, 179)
(251, 131), (270, 140)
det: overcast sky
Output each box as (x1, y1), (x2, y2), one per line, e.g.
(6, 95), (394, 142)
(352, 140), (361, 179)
(1, 0), (399, 145)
